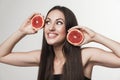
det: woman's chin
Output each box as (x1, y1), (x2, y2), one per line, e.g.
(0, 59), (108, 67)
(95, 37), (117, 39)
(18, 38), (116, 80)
(47, 42), (56, 45)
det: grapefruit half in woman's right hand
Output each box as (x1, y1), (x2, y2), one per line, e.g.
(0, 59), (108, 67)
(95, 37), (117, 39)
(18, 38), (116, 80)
(31, 14), (44, 29)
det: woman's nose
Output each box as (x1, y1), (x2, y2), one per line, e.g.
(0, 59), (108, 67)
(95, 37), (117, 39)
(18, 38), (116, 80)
(49, 23), (55, 31)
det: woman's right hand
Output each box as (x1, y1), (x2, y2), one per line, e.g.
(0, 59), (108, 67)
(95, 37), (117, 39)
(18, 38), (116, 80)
(19, 13), (41, 35)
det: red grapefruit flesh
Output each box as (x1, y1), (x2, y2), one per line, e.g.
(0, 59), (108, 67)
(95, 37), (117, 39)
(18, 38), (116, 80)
(67, 29), (84, 46)
(31, 15), (44, 29)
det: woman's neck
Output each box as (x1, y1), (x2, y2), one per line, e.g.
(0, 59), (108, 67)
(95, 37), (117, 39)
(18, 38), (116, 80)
(53, 44), (65, 62)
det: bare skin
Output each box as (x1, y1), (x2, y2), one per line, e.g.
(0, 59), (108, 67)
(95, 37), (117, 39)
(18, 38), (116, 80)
(0, 10), (120, 79)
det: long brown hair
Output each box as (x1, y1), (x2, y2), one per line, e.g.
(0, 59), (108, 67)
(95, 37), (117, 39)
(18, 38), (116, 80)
(37, 6), (84, 80)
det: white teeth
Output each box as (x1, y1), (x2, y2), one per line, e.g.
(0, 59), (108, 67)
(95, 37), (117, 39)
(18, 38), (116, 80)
(48, 33), (57, 38)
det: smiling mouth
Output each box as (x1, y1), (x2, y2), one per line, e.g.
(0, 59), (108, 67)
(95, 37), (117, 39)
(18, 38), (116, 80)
(48, 33), (58, 38)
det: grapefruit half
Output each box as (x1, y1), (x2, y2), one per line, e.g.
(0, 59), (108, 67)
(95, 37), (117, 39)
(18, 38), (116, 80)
(31, 15), (44, 29)
(67, 29), (84, 46)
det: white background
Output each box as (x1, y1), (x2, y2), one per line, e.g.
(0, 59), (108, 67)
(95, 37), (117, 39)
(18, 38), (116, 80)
(0, 0), (120, 80)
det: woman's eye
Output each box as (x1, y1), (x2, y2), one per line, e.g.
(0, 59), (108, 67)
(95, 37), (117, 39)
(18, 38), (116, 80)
(45, 21), (50, 25)
(56, 21), (63, 25)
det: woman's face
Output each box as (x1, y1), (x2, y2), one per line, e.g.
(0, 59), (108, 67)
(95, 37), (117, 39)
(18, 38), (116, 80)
(44, 9), (66, 46)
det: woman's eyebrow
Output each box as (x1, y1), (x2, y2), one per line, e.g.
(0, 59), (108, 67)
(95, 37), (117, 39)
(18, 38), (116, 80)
(45, 17), (65, 22)
(56, 18), (65, 22)
(56, 18), (64, 20)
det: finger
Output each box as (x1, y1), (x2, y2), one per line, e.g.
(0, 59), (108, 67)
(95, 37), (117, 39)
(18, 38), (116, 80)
(81, 27), (96, 38)
(32, 27), (39, 31)
(30, 28), (38, 34)
(80, 27), (90, 33)
(34, 30), (38, 33)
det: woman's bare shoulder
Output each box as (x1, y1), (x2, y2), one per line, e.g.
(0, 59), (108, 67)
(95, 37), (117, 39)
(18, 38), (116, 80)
(81, 47), (99, 66)
(81, 47), (102, 55)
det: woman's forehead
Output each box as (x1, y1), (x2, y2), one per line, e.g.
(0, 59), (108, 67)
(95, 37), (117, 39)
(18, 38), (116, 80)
(46, 10), (65, 20)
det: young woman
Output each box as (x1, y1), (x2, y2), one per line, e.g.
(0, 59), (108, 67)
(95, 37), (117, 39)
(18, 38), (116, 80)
(0, 6), (120, 80)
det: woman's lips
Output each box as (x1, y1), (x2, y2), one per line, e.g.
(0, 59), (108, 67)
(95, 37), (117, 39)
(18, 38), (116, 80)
(47, 33), (58, 39)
